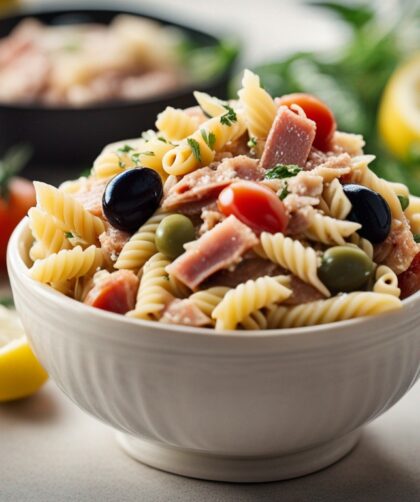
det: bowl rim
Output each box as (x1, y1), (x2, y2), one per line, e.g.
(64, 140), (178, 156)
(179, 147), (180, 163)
(0, 2), (239, 113)
(8, 218), (420, 340)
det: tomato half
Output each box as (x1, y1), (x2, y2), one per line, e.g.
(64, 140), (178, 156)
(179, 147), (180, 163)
(218, 181), (288, 234)
(276, 93), (336, 151)
(0, 177), (36, 267)
(398, 252), (420, 299)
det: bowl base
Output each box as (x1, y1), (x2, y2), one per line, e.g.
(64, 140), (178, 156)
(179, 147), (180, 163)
(116, 429), (361, 483)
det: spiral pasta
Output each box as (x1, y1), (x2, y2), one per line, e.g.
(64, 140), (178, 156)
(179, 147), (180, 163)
(189, 286), (230, 317)
(115, 211), (169, 271)
(266, 292), (402, 328)
(128, 253), (173, 320)
(348, 233), (374, 260)
(304, 213), (361, 245)
(259, 232), (329, 297)
(193, 91), (227, 117)
(320, 178), (352, 220)
(405, 195), (420, 234)
(311, 165), (351, 182)
(212, 276), (292, 330)
(29, 245), (103, 283)
(92, 149), (138, 179)
(162, 112), (246, 175)
(34, 182), (105, 245)
(28, 207), (71, 256)
(373, 265), (401, 297)
(156, 106), (201, 140)
(238, 69), (276, 140)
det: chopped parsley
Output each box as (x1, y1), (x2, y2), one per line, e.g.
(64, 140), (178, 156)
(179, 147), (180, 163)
(65, 232), (74, 239)
(414, 234), (420, 243)
(0, 297), (14, 308)
(131, 152), (141, 165)
(201, 130), (216, 150)
(279, 182), (289, 201)
(220, 105), (237, 126)
(187, 138), (202, 162)
(265, 164), (302, 180)
(158, 136), (167, 143)
(118, 160), (126, 169)
(117, 144), (135, 154)
(140, 151), (155, 157)
(398, 195), (409, 211)
(247, 137), (257, 148)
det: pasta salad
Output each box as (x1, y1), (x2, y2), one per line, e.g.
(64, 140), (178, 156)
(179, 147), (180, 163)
(27, 70), (420, 330)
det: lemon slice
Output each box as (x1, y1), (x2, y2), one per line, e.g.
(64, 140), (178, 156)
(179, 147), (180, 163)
(0, 306), (48, 402)
(378, 53), (420, 160)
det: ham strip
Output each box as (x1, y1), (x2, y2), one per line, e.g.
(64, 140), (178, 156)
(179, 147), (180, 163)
(72, 178), (108, 217)
(163, 155), (264, 211)
(261, 106), (316, 169)
(166, 215), (258, 290)
(161, 298), (211, 327)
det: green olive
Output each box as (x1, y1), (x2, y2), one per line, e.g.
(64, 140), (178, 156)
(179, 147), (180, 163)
(318, 246), (374, 293)
(156, 214), (195, 259)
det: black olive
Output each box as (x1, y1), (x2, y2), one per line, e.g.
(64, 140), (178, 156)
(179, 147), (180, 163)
(343, 184), (391, 244)
(102, 168), (163, 232)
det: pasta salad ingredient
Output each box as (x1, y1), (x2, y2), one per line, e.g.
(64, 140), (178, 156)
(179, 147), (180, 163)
(217, 181), (289, 235)
(343, 184), (392, 243)
(275, 93), (336, 151)
(102, 168), (163, 232)
(155, 214), (195, 259)
(318, 246), (374, 293)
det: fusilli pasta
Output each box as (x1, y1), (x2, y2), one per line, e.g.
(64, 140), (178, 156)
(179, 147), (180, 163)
(28, 207), (71, 256)
(373, 265), (401, 297)
(193, 91), (227, 117)
(156, 106), (202, 140)
(320, 178), (352, 220)
(304, 213), (361, 245)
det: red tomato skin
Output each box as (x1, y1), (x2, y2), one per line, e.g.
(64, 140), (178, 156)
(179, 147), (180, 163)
(217, 181), (289, 235)
(0, 177), (36, 267)
(398, 252), (420, 300)
(276, 93), (336, 151)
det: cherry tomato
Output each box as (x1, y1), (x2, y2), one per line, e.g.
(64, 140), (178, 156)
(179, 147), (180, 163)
(0, 177), (35, 267)
(398, 252), (420, 300)
(218, 181), (289, 234)
(276, 93), (336, 151)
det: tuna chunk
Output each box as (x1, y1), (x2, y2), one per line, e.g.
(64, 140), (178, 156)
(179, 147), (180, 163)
(72, 178), (108, 217)
(260, 106), (316, 168)
(84, 270), (139, 314)
(374, 218), (419, 274)
(287, 171), (323, 198)
(161, 298), (211, 326)
(166, 215), (258, 289)
(163, 155), (264, 211)
(284, 276), (325, 305)
(99, 223), (130, 262)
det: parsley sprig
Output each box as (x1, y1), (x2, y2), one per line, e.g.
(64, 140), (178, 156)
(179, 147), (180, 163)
(220, 105), (237, 126)
(265, 164), (302, 180)
(187, 138), (202, 162)
(279, 182), (289, 201)
(201, 130), (216, 150)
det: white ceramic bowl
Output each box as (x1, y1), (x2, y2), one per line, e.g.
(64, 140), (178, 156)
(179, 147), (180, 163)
(7, 219), (420, 482)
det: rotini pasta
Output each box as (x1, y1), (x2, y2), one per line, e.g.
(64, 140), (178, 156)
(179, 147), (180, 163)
(259, 232), (330, 296)
(320, 178), (352, 220)
(156, 106), (202, 140)
(28, 207), (71, 256)
(128, 253), (173, 320)
(373, 265), (401, 298)
(29, 246), (103, 283)
(212, 276), (292, 330)
(193, 91), (227, 117)
(304, 213), (361, 245)
(266, 292), (402, 328)
(238, 69), (277, 139)
(348, 233), (374, 260)
(115, 211), (169, 271)
(34, 182), (105, 245)
(405, 195), (420, 234)
(92, 149), (136, 179)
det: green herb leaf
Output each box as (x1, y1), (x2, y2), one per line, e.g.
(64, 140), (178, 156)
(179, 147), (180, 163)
(265, 164), (302, 180)
(398, 195), (410, 211)
(140, 151), (155, 157)
(187, 138), (202, 162)
(279, 182), (289, 201)
(309, 2), (375, 30)
(220, 105), (237, 126)
(201, 130), (216, 150)
(0, 297), (14, 308)
(117, 144), (135, 154)
(158, 136), (168, 143)
(0, 145), (32, 199)
(414, 234), (420, 244)
(65, 232), (74, 239)
(247, 137), (257, 148)
(131, 152), (141, 165)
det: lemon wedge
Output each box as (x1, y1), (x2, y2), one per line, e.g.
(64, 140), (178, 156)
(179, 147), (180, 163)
(0, 306), (48, 402)
(378, 53), (420, 160)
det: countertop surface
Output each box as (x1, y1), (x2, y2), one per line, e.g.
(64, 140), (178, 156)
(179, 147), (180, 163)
(1, 1), (420, 501)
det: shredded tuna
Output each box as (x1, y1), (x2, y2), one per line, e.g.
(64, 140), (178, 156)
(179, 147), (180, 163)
(84, 270), (139, 314)
(72, 178), (108, 217)
(283, 194), (319, 212)
(284, 205), (315, 236)
(200, 207), (225, 234)
(99, 223), (130, 262)
(202, 257), (285, 289)
(332, 131), (365, 156)
(305, 149), (352, 172)
(260, 106), (316, 168)
(163, 155), (264, 211)
(284, 276), (326, 305)
(160, 298), (211, 326)
(166, 215), (258, 290)
(374, 218), (419, 274)
(288, 171), (323, 198)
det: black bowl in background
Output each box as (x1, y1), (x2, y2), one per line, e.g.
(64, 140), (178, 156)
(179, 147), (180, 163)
(0, 4), (239, 176)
